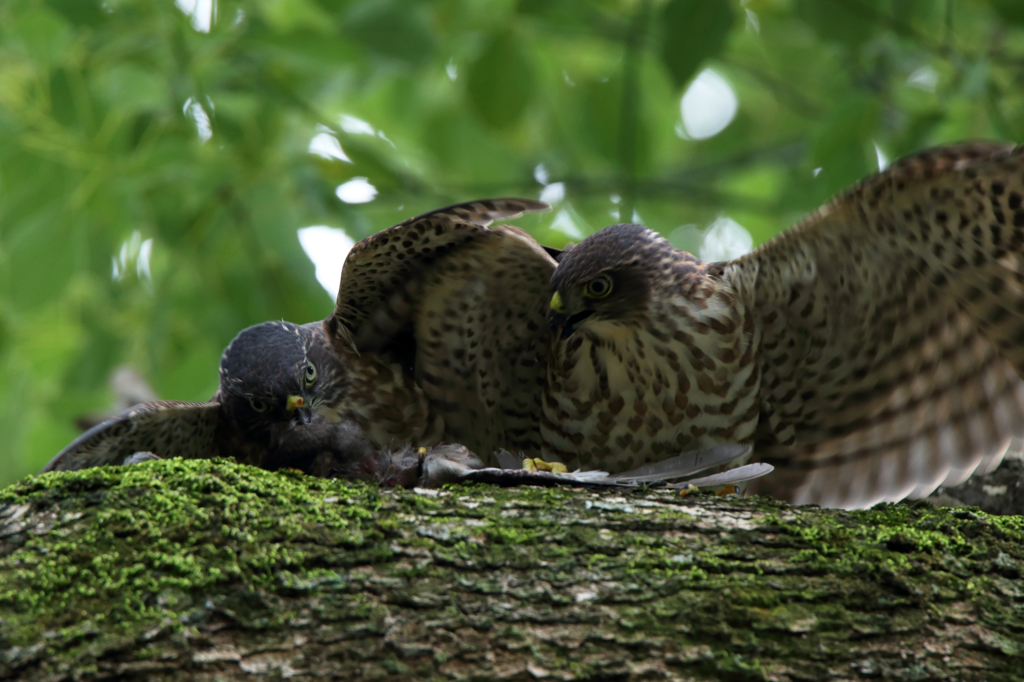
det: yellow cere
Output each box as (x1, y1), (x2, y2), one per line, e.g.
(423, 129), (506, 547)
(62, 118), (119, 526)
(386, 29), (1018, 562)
(550, 292), (565, 312)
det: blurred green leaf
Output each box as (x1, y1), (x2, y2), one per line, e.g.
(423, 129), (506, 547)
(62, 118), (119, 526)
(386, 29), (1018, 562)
(0, 0), (1021, 485)
(795, 0), (884, 49)
(659, 0), (734, 89)
(257, 0), (335, 33)
(93, 65), (167, 114)
(989, 0), (1024, 25)
(577, 75), (622, 162)
(810, 95), (880, 198)
(45, 0), (106, 27)
(466, 30), (535, 130)
(344, 0), (436, 67)
(7, 6), (74, 66)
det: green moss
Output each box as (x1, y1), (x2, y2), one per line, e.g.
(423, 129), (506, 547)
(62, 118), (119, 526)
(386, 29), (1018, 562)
(2, 459), (1023, 679)
(483, 525), (541, 545)
(708, 652), (770, 681)
(0, 459), (387, 648)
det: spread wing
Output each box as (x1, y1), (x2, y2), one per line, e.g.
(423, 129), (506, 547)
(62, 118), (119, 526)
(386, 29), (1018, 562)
(726, 142), (1024, 508)
(412, 225), (556, 458)
(327, 198), (555, 459)
(329, 198), (549, 347)
(42, 400), (223, 473)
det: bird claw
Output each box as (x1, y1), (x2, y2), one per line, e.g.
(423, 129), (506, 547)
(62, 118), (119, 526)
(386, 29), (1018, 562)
(677, 483), (699, 497)
(522, 458), (568, 474)
(122, 452), (161, 466)
(677, 482), (743, 498)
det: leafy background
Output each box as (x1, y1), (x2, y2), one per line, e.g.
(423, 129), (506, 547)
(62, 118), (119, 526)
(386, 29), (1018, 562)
(1, 0), (1022, 485)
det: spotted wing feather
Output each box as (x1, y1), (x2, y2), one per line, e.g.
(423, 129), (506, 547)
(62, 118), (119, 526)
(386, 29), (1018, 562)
(414, 225), (557, 458)
(727, 142), (1024, 508)
(42, 401), (223, 473)
(330, 199), (549, 347)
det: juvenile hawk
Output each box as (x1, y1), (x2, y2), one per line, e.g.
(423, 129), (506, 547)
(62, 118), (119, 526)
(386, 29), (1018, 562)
(546, 142), (1024, 508)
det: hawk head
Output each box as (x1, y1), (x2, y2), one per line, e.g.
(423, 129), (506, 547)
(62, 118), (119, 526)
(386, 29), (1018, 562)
(217, 321), (349, 437)
(548, 223), (669, 338)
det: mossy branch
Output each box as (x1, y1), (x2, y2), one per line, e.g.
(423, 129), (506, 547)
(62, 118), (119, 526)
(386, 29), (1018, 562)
(1, 459), (1023, 681)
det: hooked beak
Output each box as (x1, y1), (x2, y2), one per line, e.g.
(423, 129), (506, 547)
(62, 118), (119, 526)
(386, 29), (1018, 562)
(286, 395), (314, 425)
(417, 446), (427, 477)
(548, 291), (593, 339)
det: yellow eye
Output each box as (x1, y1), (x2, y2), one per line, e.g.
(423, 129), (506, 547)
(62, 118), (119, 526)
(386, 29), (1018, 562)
(584, 274), (613, 299)
(304, 363), (317, 386)
(249, 398), (270, 413)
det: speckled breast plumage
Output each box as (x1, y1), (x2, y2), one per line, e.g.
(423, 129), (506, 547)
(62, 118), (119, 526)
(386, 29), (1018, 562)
(542, 271), (762, 471)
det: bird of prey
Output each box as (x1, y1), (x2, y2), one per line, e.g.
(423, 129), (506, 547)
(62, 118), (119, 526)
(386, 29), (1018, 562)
(42, 319), (422, 473)
(43, 199), (553, 474)
(545, 142), (1024, 508)
(44, 195), (771, 493)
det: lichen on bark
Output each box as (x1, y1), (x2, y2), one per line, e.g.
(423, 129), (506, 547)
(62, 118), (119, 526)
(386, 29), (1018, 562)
(1, 458), (1023, 681)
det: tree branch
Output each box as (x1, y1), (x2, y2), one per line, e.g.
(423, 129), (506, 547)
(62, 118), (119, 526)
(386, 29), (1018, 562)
(1, 459), (1022, 681)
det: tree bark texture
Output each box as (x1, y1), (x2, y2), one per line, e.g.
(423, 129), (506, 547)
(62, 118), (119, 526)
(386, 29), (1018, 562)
(932, 459), (1024, 516)
(1, 459), (1023, 681)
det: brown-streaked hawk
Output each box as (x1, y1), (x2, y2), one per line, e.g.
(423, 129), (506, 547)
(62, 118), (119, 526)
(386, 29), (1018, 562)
(546, 142), (1024, 509)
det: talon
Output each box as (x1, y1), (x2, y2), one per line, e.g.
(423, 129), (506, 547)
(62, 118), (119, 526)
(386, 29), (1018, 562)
(122, 452), (161, 466)
(716, 484), (741, 497)
(523, 458), (567, 474)
(678, 483), (699, 497)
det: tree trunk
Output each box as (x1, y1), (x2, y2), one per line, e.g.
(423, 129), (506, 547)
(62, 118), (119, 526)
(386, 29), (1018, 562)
(1, 459), (1022, 681)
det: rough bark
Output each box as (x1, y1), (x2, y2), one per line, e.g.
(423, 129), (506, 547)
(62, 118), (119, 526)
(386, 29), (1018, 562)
(1, 459), (1023, 681)
(930, 459), (1024, 516)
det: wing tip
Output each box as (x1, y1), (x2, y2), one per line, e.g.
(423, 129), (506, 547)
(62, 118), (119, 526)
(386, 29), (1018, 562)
(39, 400), (222, 474)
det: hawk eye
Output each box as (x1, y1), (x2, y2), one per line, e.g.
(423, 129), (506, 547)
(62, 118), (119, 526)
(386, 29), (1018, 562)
(584, 274), (613, 299)
(304, 363), (317, 386)
(249, 398), (271, 414)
